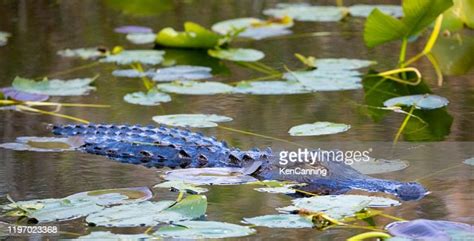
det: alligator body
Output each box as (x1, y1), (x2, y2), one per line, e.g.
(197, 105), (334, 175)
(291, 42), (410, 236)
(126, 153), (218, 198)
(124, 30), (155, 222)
(52, 123), (428, 201)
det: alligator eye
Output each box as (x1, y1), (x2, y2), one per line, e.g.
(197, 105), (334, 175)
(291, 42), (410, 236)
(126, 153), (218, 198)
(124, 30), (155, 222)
(106, 149), (117, 155)
(178, 150), (191, 158)
(139, 150), (153, 157)
(198, 154), (208, 166)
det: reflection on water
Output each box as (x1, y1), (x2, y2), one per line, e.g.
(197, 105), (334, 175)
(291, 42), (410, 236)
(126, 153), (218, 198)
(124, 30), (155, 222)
(0, 0), (473, 239)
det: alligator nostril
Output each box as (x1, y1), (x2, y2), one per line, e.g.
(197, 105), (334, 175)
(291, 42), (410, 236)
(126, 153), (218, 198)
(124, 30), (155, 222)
(178, 150), (191, 158)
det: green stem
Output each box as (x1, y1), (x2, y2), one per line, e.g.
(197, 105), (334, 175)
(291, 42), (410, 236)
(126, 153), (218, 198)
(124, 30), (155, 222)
(399, 38), (408, 67)
(393, 105), (415, 144)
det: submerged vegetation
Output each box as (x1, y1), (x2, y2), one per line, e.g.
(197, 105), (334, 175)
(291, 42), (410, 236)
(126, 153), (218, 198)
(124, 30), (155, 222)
(0, 0), (473, 239)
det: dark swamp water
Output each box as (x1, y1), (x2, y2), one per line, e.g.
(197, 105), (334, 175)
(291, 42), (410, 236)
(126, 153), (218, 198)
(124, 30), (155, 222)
(0, 0), (473, 240)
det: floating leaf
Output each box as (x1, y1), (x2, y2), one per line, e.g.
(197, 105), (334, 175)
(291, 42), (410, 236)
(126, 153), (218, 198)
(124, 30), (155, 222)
(212, 17), (292, 40)
(0, 31), (11, 46)
(156, 22), (221, 49)
(12, 76), (96, 96)
(288, 122), (351, 136)
(155, 221), (256, 239)
(151, 65), (212, 81)
(126, 33), (156, 44)
(112, 69), (145, 78)
(77, 231), (150, 240)
(57, 48), (105, 60)
(463, 157), (474, 166)
(313, 58), (376, 70)
(278, 195), (400, 220)
(157, 81), (234, 95)
(208, 48), (264, 62)
(123, 89), (171, 106)
(383, 94), (449, 110)
(0, 136), (82, 152)
(233, 81), (309, 95)
(2, 187), (152, 222)
(286, 70), (363, 91)
(163, 167), (258, 185)
(349, 5), (403, 18)
(114, 25), (153, 34)
(85, 201), (174, 227)
(100, 50), (165, 65)
(386, 219), (474, 241)
(0, 87), (49, 102)
(351, 158), (409, 174)
(243, 214), (313, 228)
(154, 180), (208, 194)
(152, 114), (232, 128)
(263, 3), (345, 22)
(254, 186), (297, 194)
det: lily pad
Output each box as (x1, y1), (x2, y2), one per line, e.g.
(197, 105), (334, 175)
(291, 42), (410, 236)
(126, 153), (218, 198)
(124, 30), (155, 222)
(154, 221), (256, 239)
(243, 214), (313, 228)
(76, 231), (150, 240)
(2, 187), (152, 222)
(351, 158), (409, 175)
(126, 33), (156, 44)
(12, 76), (96, 96)
(162, 167), (258, 185)
(123, 89), (171, 106)
(100, 50), (165, 65)
(383, 94), (449, 110)
(233, 81), (309, 95)
(151, 65), (212, 82)
(263, 3), (345, 22)
(313, 58), (375, 70)
(212, 17), (293, 40)
(157, 81), (234, 95)
(0, 31), (11, 46)
(349, 5), (403, 18)
(154, 180), (208, 194)
(208, 48), (264, 62)
(57, 48), (105, 60)
(111, 69), (145, 78)
(156, 22), (221, 49)
(0, 87), (49, 102)
(0, 136), (83, 152)
(386, 219), (474, 241)
(114, 25), (153, 34)
(278, 195), (400, 220)
(285, 70), (363, 91)
(254, 186), (298, 194)
(288, 122), (351, 136)
(152, 114), (232, 128)
(464, 157), (474, 166)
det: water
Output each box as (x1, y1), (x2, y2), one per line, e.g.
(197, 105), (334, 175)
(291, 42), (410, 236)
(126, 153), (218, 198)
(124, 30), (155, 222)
(0, 0), (473, 239)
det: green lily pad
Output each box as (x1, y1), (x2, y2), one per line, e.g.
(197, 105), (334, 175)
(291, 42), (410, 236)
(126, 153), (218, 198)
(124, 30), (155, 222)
(243, 214), (313, 228)
(85, 201), (174, 227)
(383, 94), (449, 110)
(76, 231), (150, 240)
(351, 158), (409, 175)
(278, 195), (400, 220)
(386, 219), (474, 241)
(349, 4), (403, 18)
(126, 33), (156, 45)
(163, 167), (258, 185)
(152, 114), (232, 128)
(123, 89), (171, 106)
(0, 136), (83, 152)
(313, 58), (376, 70)
(151, 65), (212, 81)
(154, 180), (208, 194)
(57, 48), (105, 60)
(263, 3), (345, 22)
(212, 17), (292, 40)
(288, 122), (351, 136)
(463, 157), (474, 166)
(2, 187), (152, 222)
(286, 70), (363, 91)
(154, 221), (256, 239)
(100, 50), (165, 65)
(0, 31), (11, 46)
(86, 194), (206, 227)
(157, 81), (234, 95)
(12, 76), (96, 96)
(208, 48), (264, 62)
(233, 81), (309, 95)
(156, 22), (222, 49)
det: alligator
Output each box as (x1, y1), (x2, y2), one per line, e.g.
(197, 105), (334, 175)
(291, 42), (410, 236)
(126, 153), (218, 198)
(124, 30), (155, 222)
(51, 123), (428, 201)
